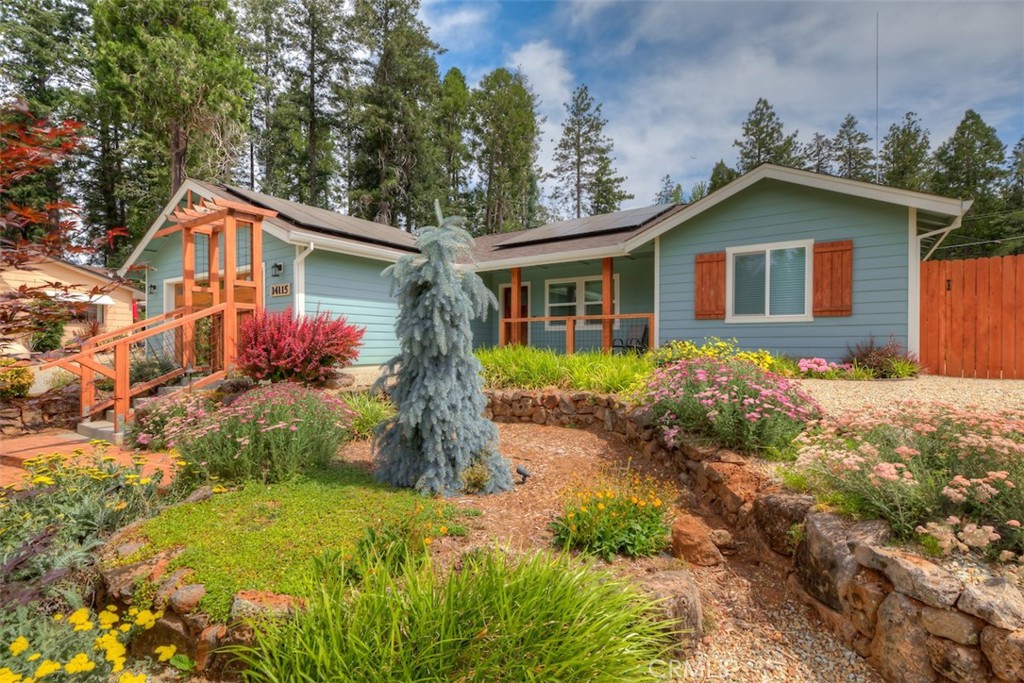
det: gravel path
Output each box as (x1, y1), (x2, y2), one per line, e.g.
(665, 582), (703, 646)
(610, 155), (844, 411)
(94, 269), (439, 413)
(796, 375), (1024, 416)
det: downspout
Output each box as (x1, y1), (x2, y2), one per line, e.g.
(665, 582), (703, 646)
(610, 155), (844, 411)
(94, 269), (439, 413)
(293, 242), (315, 317)
(921, 199), (972, 262)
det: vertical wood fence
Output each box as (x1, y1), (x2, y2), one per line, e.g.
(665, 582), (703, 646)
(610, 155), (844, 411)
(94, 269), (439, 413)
(920, 253), (1024, 379)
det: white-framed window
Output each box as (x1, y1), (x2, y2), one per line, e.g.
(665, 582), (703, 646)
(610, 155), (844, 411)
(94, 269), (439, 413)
(725, 239), (813, 323)
(544, 275), (620, 330)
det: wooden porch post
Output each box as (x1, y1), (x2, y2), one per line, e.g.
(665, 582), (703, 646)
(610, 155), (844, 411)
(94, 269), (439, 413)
(182, 226), (195, 368)
(80, 340), (95, 419)
(209, 225), (221, 305)
(223, 212), (238, 369)
(251, 219), (264, 312)
(510, 267), (522, 346)
(602, 257), (613, 352)
(113, 341), (129, 432)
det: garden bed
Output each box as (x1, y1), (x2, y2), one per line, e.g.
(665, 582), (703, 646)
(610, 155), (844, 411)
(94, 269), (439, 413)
(798, 374), (1024, 415)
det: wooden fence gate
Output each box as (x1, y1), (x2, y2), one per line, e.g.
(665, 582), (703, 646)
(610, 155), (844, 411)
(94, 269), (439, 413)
(920, 253), (1024, 379)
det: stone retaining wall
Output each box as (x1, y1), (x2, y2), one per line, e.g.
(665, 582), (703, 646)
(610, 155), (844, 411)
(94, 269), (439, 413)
(484, 389), (1024, 683)
(0, 386), (79, 436)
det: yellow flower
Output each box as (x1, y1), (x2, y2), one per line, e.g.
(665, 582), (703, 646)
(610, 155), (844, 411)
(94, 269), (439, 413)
(597, 503), (605, 511)
(118, 673), (147, 683)
(211, 485), (227, 494)
(26, 654), (40, 662)
(439, 526), (448, 535)
(32, 661), (61, 680)
(0, 667), (22, 683)
(653, 498), (663, 508)
(73, 620), (94, 632)
(64, 653), (95, 674)
(139, 477), (152, 485)
(9, 637), (28, 656)
(67, 607), (90, 626)
(154, 644), (176, 662)
(119, 624), (131, 633)
(134, 610), (157, 629)
(423, 537), (433, 546)
(98, 610), (120, 629)
(127, 607), (138, 616)
(113, 501), (127, 511)
(30, 475), (54, 486)
(51, 614), (63, 622)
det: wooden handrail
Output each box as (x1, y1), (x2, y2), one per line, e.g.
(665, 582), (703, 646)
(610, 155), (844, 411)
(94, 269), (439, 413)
(42, 303), (228, 368)
(85, 308), (185, 346)
(500, 313), (654, 324)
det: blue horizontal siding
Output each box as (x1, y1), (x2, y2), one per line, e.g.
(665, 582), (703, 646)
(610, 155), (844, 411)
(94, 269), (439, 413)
(658, 179), (911, 361)
(303, 250), (399, 367)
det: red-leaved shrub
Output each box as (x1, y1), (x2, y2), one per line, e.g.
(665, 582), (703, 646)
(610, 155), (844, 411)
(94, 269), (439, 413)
(237, 308), (365, 385)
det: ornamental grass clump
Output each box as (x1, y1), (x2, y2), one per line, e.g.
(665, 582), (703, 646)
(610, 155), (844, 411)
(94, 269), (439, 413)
(231, 551), (674, 683)
(551, 471), (673, 561)
(475, 346), (653, 394)
(791, 402), (1024, 557)
(374, 208), (512, 495)
(169, 383), (352, 487)
(645, 358), (821, 455)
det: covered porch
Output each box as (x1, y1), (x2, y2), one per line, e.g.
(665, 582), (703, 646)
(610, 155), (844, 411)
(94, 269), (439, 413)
(483, 249), (656, 354)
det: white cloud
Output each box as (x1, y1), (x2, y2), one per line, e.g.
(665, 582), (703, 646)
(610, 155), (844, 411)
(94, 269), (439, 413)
(420, 1), (499, 52)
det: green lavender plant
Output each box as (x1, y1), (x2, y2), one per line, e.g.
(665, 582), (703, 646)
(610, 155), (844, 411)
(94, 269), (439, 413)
(373, 205), (513, 495)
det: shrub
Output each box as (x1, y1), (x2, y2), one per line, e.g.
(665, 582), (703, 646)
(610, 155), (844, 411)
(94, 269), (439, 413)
(341, 392), (395, 440)
(169, 383), (352, 487)
(29, 318), (64, 353)
(0, 358), (33, 398)
(46, 368), (78, 391)
(797, 357), (854, 379)
(476, 346), (653, 393)
(650, 336), (781, 372)
(0, 446), (162, 607)
(0, 605), (155, 682)
(843, 336), (921, 378)
(237, 308), (365, 385)
(126, 391), (214, 451)
(791, 402), (1024, 557)
(645, 358), (821, 454)
(129, 355), (177, 386)
(551, 471), (673, 560)
(232, 552), (674, 683)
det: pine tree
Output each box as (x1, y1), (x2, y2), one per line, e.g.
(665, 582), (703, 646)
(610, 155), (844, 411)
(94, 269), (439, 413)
(803, 132), (834, 175)
(991, 137), (1024, 255)
(548, 84), (631, 218)
(654, 174), (682, 204)
(733, 98), (802, 171)
(438, 68), (473, 217)
(471, 68), (541, 234)
(832, 114), (875, 181)
(93, 0), (253, 195)
(688, 180), (709, 202)
(373, 204), (513, 496)
(349, 0), (444, 229)
(931, 109), (1008, 257)
(708, 159), (739, 192)
(879, 112), (931, 191)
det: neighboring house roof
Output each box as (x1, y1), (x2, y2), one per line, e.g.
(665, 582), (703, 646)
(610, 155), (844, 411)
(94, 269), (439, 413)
(12, 256), (145, 298)
(120, 164), (973, 276)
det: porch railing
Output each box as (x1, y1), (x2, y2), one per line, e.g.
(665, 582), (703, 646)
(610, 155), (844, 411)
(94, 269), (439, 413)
(498, 313), (654, 354)
(40, 303), (234, 432)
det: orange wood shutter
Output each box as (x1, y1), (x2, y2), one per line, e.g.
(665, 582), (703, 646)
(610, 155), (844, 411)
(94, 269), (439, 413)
(813, 240), (853, 316)
(694, 252), (726, 319)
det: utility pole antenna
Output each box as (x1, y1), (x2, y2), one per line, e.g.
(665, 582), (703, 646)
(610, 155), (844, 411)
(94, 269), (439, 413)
(875, 11), (880, 183)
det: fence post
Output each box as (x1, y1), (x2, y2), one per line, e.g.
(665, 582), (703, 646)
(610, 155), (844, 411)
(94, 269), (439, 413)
(80, 341), (95, 419)
(565, 317), (575, 355)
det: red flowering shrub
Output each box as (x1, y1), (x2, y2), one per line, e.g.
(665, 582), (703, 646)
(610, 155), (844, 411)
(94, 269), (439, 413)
(237, 308), (365, 385)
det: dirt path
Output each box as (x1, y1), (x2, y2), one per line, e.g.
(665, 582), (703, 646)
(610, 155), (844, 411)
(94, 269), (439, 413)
(343, 423), (881, 683)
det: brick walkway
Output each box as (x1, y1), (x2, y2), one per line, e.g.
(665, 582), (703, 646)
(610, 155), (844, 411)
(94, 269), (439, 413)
(0, 430), (175, 489)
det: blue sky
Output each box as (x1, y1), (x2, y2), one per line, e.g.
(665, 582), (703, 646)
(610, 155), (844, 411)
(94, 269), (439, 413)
(420, 0), (1024, 209)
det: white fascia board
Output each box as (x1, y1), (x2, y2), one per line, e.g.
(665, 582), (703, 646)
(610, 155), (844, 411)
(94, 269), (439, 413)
(118, 179), (210, 276)
(467, 245), (628, 273)
(282, 229), (409, 263)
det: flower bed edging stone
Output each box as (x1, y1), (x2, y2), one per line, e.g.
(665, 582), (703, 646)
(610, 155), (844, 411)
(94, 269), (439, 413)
(484, 388), (1024, 683)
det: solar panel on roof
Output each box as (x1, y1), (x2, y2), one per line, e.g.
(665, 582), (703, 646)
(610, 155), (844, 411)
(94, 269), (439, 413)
(494, 203), (679, 248)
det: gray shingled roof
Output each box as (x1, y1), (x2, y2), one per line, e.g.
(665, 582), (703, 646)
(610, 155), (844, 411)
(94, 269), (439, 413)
(493, 203), (683, 249)
(200, 181), (418, 253)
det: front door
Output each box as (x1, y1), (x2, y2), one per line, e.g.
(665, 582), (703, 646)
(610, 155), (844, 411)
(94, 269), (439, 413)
(500, 284), (529, 345)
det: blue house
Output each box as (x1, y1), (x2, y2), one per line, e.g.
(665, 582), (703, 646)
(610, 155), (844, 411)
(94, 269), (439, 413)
(121, 164), (971, 366)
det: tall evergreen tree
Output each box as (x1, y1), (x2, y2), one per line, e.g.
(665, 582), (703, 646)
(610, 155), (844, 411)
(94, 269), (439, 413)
(733, 98), (802, 171)
(879, 112), (931, 191)
(93, 0), (253, 195)
(438, 67), (473, 218)
(931, 109), (1008, 257)
(373, 206), (513, 496)
(803, 132), (834, 175)
(470, 68), (541, 234)
(832, 114), (875, 181)
(991, 137), (1024, 255)
(708, 159), (739, 193)
(349, 0), (444, 229)
(688, 180), (709, 202)
(654, 174), (682, 204)
(548, 84), (632, 218)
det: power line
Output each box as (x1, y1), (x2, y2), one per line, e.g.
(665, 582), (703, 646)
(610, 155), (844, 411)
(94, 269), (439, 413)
(934, 233), (1024, 251)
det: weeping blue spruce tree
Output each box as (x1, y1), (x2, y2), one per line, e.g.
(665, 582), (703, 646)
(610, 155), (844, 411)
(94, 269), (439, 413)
(373, 206), (513, 496)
